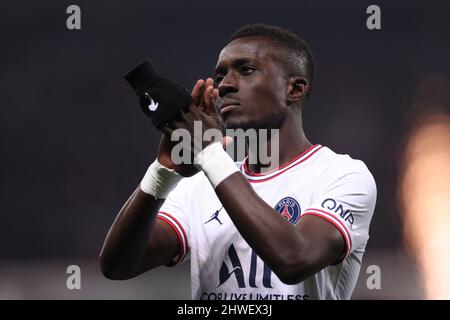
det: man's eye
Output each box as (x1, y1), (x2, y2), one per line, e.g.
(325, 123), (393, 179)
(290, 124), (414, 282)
(241, 66), (255, 74)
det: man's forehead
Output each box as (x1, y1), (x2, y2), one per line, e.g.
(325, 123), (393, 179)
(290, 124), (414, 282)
(216, 37), (273, 66)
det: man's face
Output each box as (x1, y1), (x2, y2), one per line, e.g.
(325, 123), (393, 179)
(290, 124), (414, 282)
(214, 37), (288, 130)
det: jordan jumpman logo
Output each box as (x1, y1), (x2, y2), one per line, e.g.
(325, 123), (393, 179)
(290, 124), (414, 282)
(205, 206), (224, 225)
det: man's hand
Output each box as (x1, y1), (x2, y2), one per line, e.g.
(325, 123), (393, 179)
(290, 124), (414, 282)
(156, 78), (219, 177)
(192, 78), (219, 119)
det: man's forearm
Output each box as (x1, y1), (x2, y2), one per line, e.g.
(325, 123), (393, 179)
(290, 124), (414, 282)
(214, 174), (308, 281)
(99, 187), (164, 279)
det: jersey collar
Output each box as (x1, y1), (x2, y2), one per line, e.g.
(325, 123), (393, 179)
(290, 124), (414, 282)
(239, 144), (323, 183)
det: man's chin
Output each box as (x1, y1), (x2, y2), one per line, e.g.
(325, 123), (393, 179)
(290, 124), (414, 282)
(220, 116), (248, 130)
(223, 121), (251, 131)
(223, 119), (264, 131)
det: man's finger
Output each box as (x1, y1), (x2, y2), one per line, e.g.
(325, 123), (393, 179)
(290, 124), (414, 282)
(203, 85), (218, 115)
(203, 78), (214, 98)
(205, 77), (214, 87)
(213, 88), (219, 101)
(191, 79), (205, 106)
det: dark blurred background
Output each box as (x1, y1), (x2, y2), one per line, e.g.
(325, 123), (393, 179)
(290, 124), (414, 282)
(0, 0), (449, 299)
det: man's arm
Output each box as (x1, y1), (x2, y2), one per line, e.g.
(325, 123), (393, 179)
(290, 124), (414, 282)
(100, 79), (216, 280)
(99, 185), (179, 280)
(215, 173), (345, 285)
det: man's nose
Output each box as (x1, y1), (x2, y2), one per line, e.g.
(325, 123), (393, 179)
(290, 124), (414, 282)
(218, 74), (238, 97)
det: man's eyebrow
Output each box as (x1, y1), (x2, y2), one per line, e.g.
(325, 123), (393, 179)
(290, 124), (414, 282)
(214, 57), (255, 74)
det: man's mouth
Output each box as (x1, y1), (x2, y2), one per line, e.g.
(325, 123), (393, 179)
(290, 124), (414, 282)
(220, 104), (239, 115)
(219, 100), (240, 115)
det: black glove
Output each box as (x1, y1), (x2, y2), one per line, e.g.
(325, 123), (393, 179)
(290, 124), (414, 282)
(124, 59), (192, 128)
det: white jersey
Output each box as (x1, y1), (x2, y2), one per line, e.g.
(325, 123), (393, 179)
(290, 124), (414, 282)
(158, 144), (377, 300)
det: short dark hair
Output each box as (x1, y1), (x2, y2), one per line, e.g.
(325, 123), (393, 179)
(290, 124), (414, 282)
(230, 23), (314, 101)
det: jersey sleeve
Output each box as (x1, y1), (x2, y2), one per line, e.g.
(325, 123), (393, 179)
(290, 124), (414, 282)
(157, 178), (193, 266)
(302, 160), (377, 261)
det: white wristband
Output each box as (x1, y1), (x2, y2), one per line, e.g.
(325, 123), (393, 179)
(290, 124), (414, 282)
(140, 159), (183, 199)
(194, 142), (239, 189)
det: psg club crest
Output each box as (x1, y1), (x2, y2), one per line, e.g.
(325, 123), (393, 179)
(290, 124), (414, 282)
(274, 197), (301, 224)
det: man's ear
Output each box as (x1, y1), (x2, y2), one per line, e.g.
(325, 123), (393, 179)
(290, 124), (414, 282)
(286, 77), (308, 103)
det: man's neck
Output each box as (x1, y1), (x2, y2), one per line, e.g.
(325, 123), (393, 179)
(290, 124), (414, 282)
(246, 116), (312, 174)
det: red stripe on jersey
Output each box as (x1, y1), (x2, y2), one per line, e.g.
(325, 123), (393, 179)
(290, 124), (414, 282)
(157, 216), (184, 264)
(301, 211), (352, 259)
(243, 144), (320, 177)
(301, 212), (351, 259)
(242, 145), (323, 183)
(303, 208), (352, 244)
(158, 211), (189, 263)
